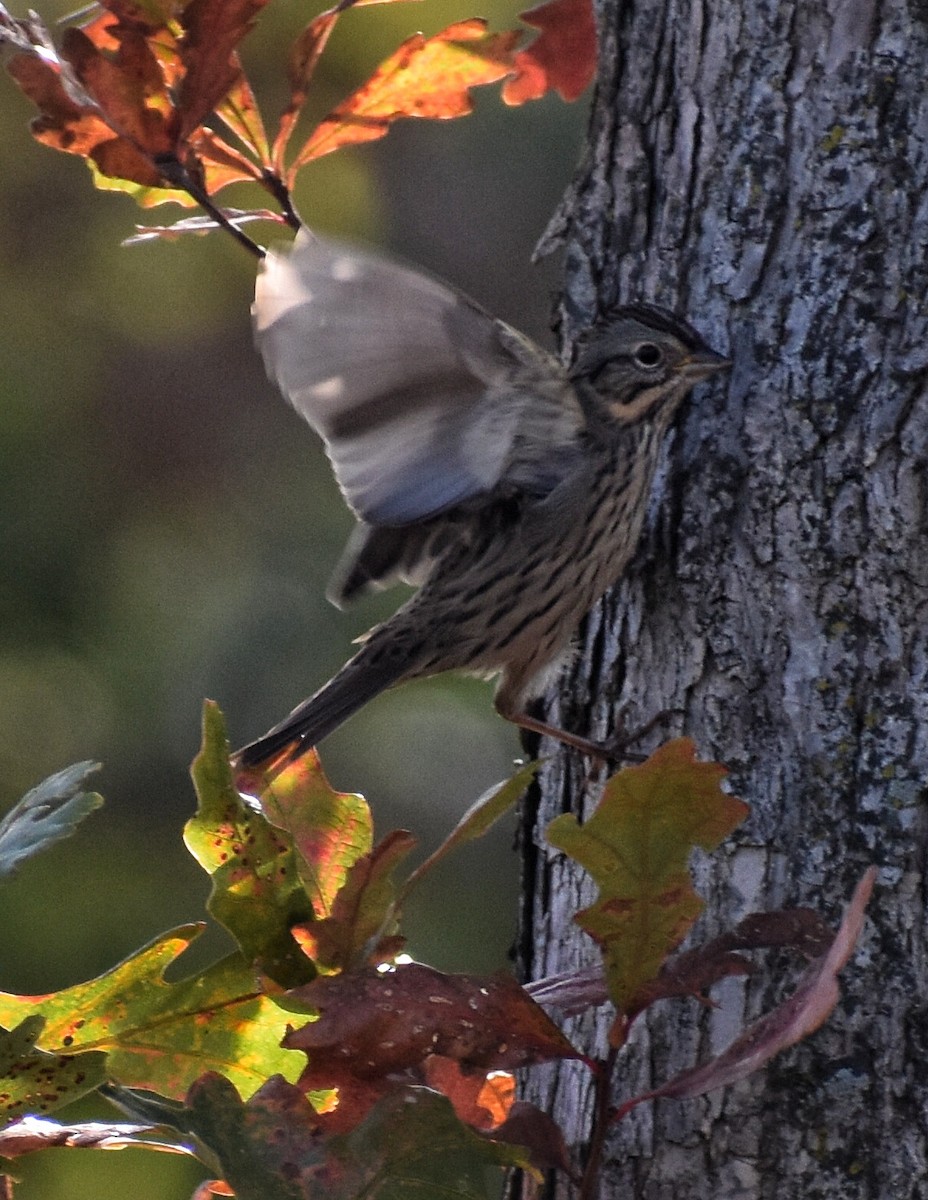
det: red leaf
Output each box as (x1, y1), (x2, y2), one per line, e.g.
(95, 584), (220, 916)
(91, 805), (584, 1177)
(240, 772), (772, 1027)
(615, 868), (877, 1118)
(491, 1101), (573, 1174)
(503, 0), (596, 106)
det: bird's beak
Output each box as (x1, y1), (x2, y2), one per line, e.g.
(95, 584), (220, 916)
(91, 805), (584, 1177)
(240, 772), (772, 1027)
(680, 349), (732, 381)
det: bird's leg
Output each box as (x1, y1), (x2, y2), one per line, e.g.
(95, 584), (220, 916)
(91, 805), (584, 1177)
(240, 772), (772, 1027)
(507, 709), (614, 761)
(503, 704), (684, 764)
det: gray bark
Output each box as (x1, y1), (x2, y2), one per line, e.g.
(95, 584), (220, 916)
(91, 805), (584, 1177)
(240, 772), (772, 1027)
(517, 0), (928, 1196)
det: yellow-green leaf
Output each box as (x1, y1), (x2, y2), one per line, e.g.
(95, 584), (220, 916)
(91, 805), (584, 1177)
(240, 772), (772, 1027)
(546, 739), (747, 1013)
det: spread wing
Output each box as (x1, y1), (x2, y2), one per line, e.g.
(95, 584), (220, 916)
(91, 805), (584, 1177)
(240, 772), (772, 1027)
(253, 230), (584, 528)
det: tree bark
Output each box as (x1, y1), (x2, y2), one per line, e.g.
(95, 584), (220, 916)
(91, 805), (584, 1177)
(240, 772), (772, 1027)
(517, 0), (928, 1196)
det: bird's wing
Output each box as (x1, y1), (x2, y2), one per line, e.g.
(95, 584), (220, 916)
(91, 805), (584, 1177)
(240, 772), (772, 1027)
(253, 230), (584, 527)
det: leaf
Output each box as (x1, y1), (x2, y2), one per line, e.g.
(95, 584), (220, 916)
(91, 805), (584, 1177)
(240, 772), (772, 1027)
(325, 1087), (536, 1196)
(490, 1101), (572, 1174)
(503, 0), (597, 105)
(177, 1074), (314, 1200)
(634, 906), (834, 1012)
(214, 66), (269, 163)
(0, 931), (301, 1100)
(0, 1114), (188, 1157)
(256, 750), (372, 922)
(186, 702), (316, 987)
(615, 868), (877, 1117)
(400, 760), (538, 902)
(290, 19), (521, 174)
(61, 24), (175, 155)
(291, 829), (416, 973)
(4, 24), (165, 188)
(546, 739), (747, 1013)
(421, 1056), (514, 1131)
(271, 7), (339, 175)
(123, 208), (284, 244)
(159, 1076), (534, 1198)
(0, 1017), (106, 1123)
(284, 963), (579, 1131)
(175, 0), (271, 139)
(0, 762), (102, 880)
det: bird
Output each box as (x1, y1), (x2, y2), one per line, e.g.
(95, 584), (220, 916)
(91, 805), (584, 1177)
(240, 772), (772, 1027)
(233, 229), (729, 774)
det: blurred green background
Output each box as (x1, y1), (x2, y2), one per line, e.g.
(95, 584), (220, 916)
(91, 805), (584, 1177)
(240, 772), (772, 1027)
(0, 1), (586, 1193)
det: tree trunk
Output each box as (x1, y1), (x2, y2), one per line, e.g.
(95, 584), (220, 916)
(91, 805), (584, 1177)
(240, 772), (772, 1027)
(517, 0), (928, 1196)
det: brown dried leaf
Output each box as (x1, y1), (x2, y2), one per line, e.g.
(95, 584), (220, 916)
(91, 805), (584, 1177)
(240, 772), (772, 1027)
(62, 26), (174, 154)
(175, 0), (270, 139)
(502, 0), (596, 105)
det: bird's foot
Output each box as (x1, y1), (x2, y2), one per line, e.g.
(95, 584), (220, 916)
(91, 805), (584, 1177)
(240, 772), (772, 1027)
(509, 706), (684, 768)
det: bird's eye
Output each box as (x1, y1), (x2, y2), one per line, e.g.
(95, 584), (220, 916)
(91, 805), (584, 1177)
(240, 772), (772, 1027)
(633, 341), (663, 369)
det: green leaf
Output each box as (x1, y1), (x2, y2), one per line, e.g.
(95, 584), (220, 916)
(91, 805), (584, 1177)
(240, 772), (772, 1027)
(326, 1086), (536, 1198)
(0, 762), (102, 880)
(547, 739), (748, 1013)
(0, 930), (301, 1100)
(400, 760), (538, 901)
(0, 1016), (106, 1123)
(186, 702), (316, 986)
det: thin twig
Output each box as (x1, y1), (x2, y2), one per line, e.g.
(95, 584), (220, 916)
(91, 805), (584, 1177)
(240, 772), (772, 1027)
(154, 155), (266, 259)
(578, 1046), (619, 1200)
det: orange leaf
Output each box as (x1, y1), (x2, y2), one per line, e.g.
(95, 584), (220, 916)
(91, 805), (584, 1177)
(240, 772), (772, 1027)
(422, 1057), (515, 1131)
(291, 19), (521, 172)
(503, 0), (596, 105)
(192, 127), (265, 190)
(214, 64), (270, 164)
(62, 26), (175, 155)
(272, 8), (339, 175)
(6, 49), (164, 188)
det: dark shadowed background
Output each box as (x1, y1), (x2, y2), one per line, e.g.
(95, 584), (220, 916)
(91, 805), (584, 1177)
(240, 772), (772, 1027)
(0, 1), (586, 1193)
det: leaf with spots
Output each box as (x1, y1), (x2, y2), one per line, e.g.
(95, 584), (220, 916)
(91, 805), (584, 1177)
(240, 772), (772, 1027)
(0, 1016), (106, 1123)
(186, 702), (316, 987)
(546, 739), (748, 1015)
(283, 963), (580, 1132)
(0, 931), (301, 1101)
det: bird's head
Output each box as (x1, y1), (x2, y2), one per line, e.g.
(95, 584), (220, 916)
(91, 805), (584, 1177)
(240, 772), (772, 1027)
(571, 303), (730, 424)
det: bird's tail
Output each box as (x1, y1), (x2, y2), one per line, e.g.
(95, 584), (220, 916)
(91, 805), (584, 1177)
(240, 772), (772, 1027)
(232, 636), (409, 773)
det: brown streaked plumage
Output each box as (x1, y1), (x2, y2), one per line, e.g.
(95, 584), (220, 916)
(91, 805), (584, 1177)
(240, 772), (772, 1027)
(233, 230), (729, 771)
